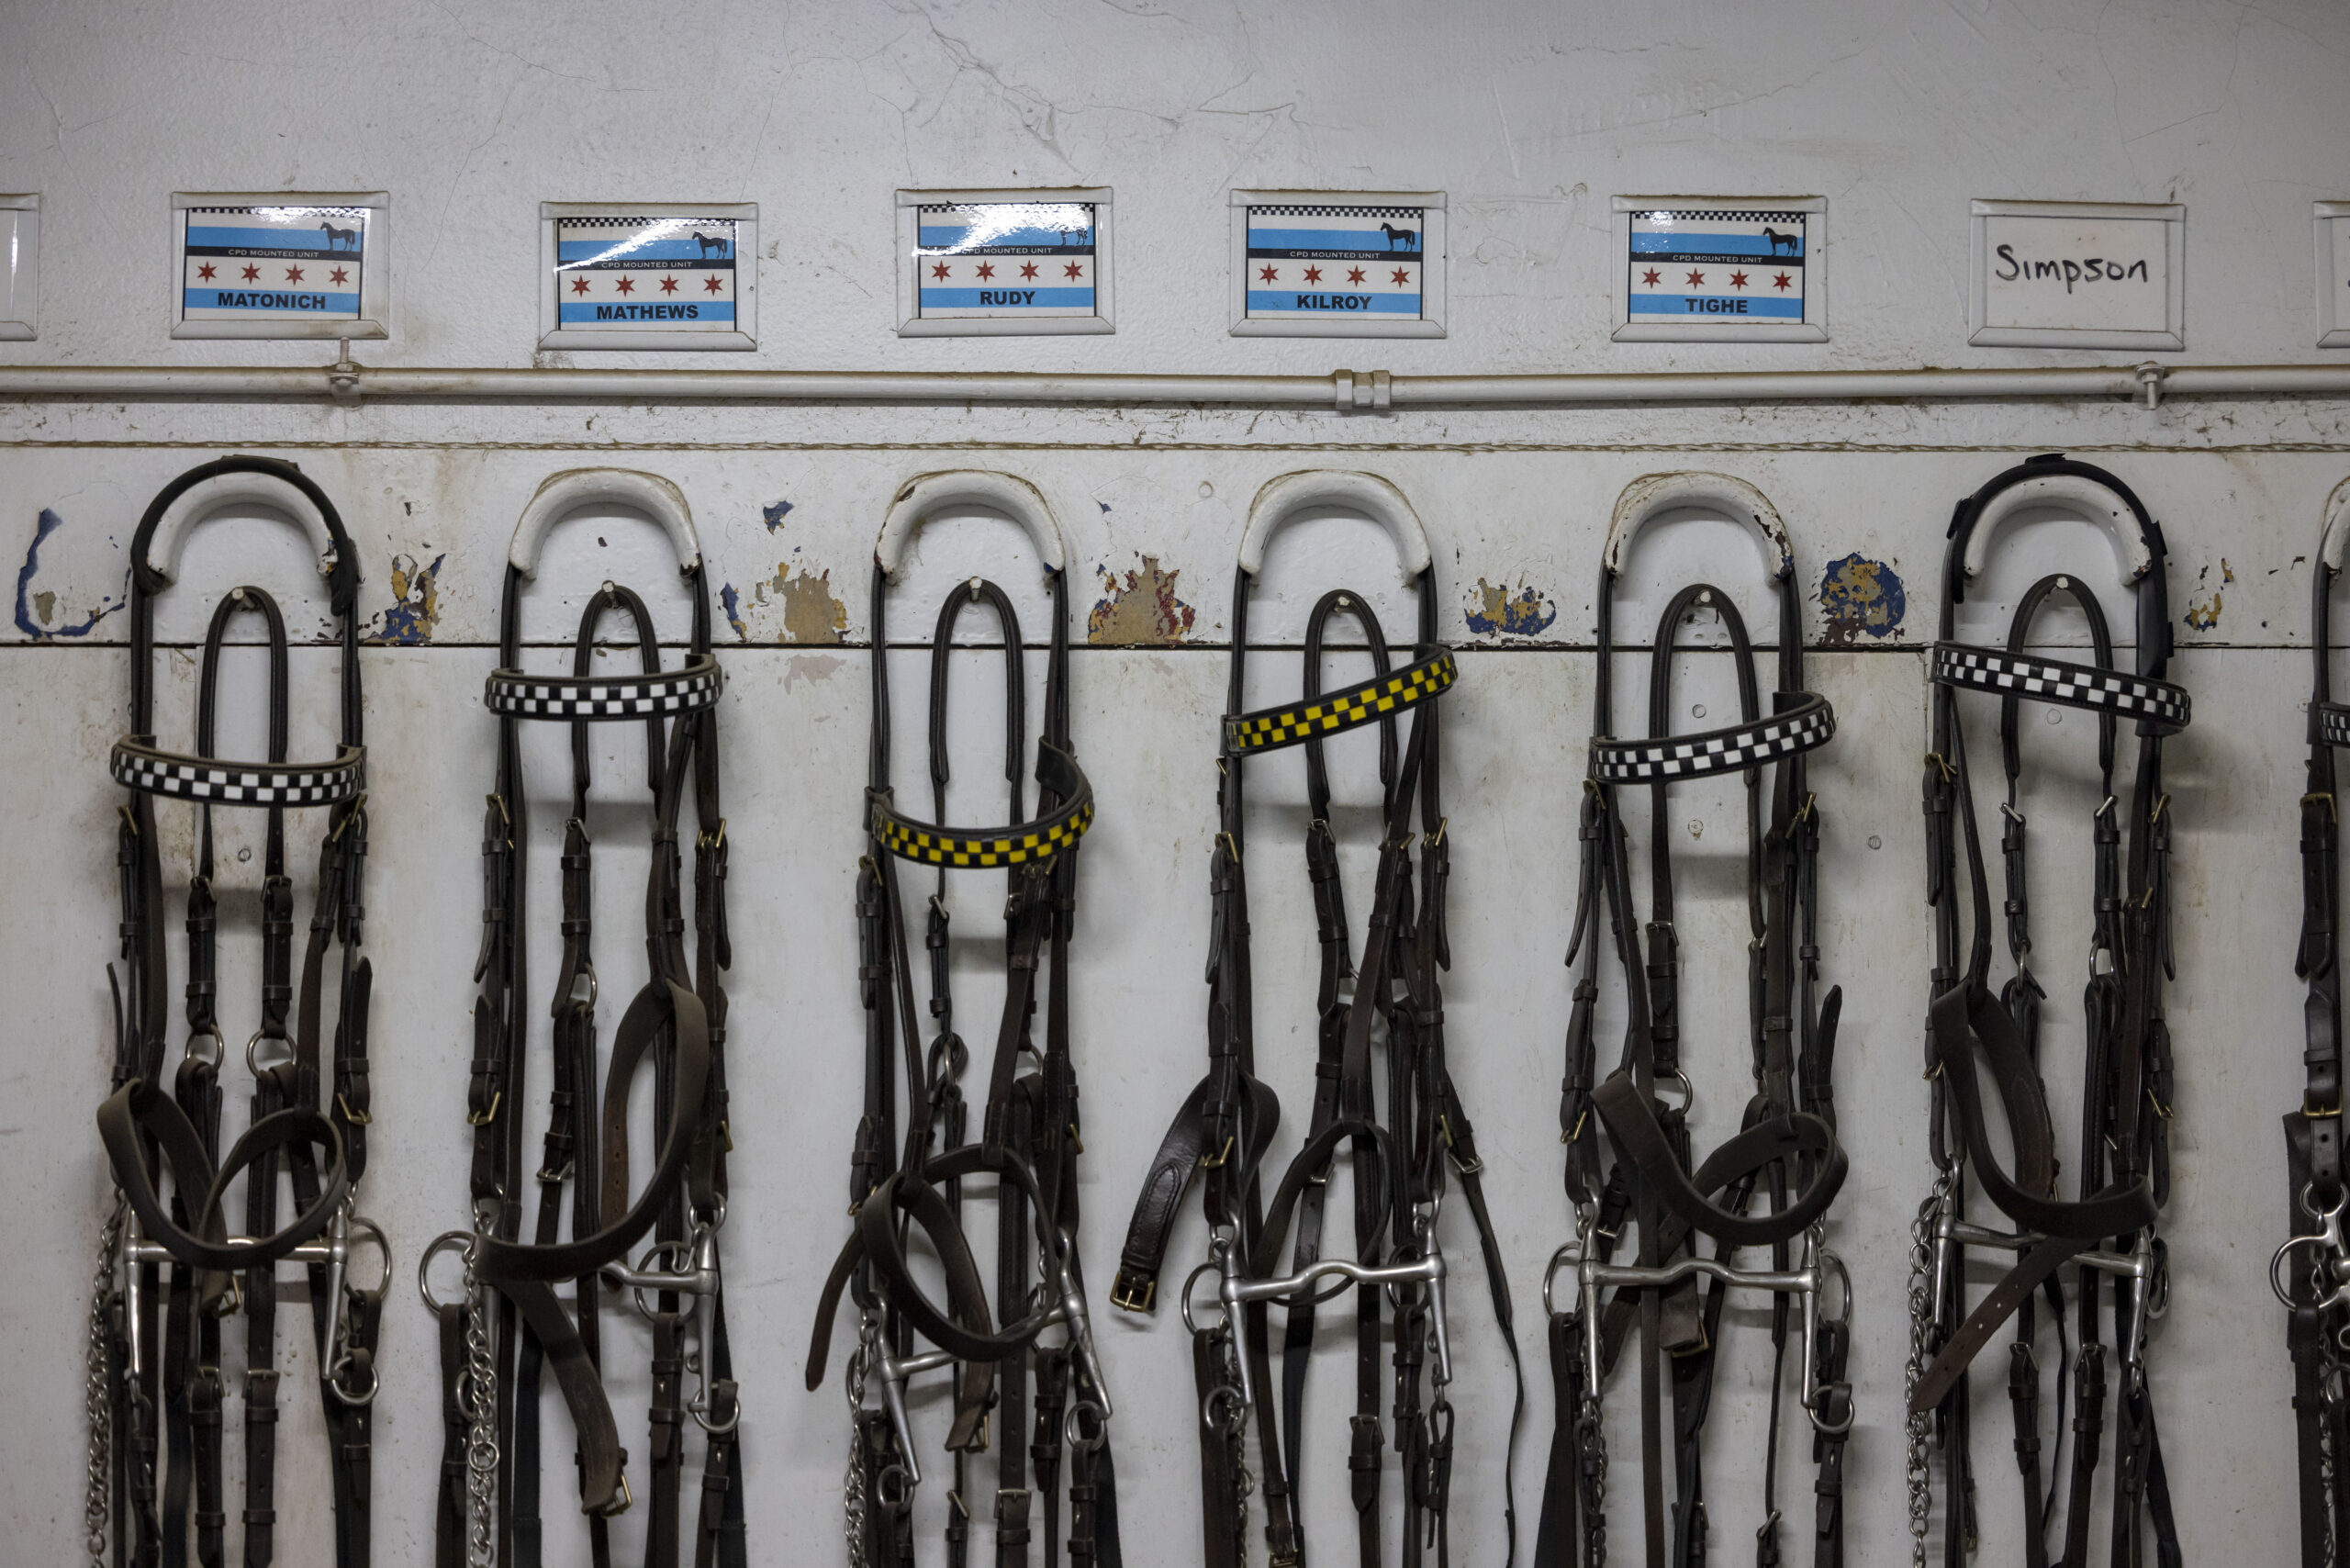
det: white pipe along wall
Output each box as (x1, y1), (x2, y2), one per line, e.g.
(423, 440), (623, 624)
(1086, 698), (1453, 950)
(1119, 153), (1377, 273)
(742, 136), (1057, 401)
(2, 1), (2345, 1564)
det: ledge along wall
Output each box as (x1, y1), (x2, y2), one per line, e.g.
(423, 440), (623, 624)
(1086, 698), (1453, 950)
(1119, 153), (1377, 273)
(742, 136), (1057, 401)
(4, 0), (2348, 1562)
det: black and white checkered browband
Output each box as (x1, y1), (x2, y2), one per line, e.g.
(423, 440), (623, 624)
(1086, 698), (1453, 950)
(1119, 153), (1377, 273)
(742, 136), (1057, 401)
(485, 654), (723, 722)
(111, 736), (364, 808)
(1930, 643), (2189, 733)
(2319, 701), (2350, 750)
(1590, 693), (1835, 784)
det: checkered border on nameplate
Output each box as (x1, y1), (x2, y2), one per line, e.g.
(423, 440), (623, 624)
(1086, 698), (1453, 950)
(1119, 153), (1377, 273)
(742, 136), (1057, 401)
(2322, 701), (2350, 750)
(1930, 643), (2189, 732)
(111, 737), (364, 808)
(1590, 694), (1836, 784)
(485, 654), (723, 722)
(1224, 648), (1457, 756)
(873, 779), (1096, 869)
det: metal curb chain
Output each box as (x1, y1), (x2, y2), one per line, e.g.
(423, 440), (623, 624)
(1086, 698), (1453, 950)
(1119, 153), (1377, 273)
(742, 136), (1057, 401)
(845, 1316), (879, 1568)
(1903, 1175), (1953, 1568)
(84, 1203), (123, 1568)
(1577, 1366), (1609, 1568)
(460, 1224), (499, 1568)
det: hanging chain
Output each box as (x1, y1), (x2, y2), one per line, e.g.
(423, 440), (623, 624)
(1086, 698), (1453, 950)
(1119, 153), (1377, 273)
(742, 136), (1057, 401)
(83, 1202), (124, 1568)
(2317, 1250), (2343, 1566)
(1576, 1362), (1608, 1568)
(844, 1316), (880, 1568)
(460, 1220), (499, 1568)
(1903, 1173), (1954, 1568)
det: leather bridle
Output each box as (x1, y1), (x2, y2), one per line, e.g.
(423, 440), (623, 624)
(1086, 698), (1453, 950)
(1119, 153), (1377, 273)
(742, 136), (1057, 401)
(1538, 472), (1851, 1568)
(1905, 454), (2188, 1568)
(1113, 470), (1521, 1568)
(427, 469), (740, 1568)
(2276, 476), (2350, 1568)
(93, 455), (385, 1568)
(803, 471), (1117, 1568)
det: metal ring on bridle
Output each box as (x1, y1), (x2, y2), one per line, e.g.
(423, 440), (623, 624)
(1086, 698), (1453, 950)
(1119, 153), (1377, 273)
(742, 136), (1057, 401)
(417, 1229), (476, 1314)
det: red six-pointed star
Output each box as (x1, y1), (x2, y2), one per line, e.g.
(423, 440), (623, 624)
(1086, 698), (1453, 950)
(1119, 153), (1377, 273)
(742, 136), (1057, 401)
(1684, 270), (1705, 287)
(1729, 271), (1750, 289)
(1303, 265), (1323, 284)
(570, 276), (590, 295)
(702, 275), (723, 293)
(1347, 267), (1366, 285)
(1390, 268), (1411, 286)
(196, 263), (216, 280)
(1640, 268), (1662, 286)
(329, 268), (348, 285)
(241, 264), (260, 281)
(1063, 261), (1083, 279)
(1020, 262), (1039, 280)
(1259, 264), (1279, 284)
(975, 263), (995, 280)
(659, 276), (679, 294)
(614, 276), (635, 294)
(931, 262), (951, 281)
(1773, 273), (1794, 291)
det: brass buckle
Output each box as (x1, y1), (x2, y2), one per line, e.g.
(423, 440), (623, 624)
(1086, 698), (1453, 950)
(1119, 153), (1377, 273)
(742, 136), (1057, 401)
(1111, 1276), (1157, 1314)
(1198, 1134), (1236, 1170)
(466, 1089), (501, 1126)
(337, 1092), (372, 1126)
(589, 1471), (633, 1518)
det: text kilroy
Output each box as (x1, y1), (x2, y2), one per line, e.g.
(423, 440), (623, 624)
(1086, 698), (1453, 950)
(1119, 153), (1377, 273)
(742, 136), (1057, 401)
(1295, 293), (1375, 310)
(1993, 245), (2151, 293)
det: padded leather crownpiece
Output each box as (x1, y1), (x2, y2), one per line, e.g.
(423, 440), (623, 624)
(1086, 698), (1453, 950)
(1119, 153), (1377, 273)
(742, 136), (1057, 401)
(1237, 470), (1431, 581)
(1605, 470), (1794, 581)
(1960, 470), (2156, 584)
(145, 470), (343, 588)
(508, 467), (700, 578)
(877, 470), (1066, 577)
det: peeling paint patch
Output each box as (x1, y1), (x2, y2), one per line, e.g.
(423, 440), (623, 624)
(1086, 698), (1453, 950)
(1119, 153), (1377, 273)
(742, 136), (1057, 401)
(2184, 558), (2232, 632)
(1465, 577), (1558, 639)
(774, 564), (848, 643)
(1817, 554), (1906, 645)
(721, 582), (749, 641)
(365, 552), (444, 644)
(784, 653), (846, 691)
(14, 509), (127, 639)
(762, 499), (793, 532)
(1088, 555), (1196, 645)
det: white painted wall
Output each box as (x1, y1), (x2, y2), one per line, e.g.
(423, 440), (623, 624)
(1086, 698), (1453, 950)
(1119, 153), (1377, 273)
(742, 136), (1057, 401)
(2, 2), (2346, 1565)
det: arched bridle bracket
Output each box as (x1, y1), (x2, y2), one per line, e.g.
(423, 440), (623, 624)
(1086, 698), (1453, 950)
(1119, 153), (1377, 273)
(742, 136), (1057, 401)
(1237, 470), (1433, 585)
(2312, 476), (2350, 749)
(1543, 1210), (1852, 1437)
(138, 462), (357, 603)
(878, 470), (1068, 582)
(1956, 469), (2157, 590)
(866, 1238), (1112, 1485)
(1604, 470), (1796, 585)
(509, 467), (702, 580)
(1180, 1208), (1452, 1422)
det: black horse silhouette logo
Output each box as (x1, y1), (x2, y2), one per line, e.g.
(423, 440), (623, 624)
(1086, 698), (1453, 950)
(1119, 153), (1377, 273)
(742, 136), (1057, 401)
(321, 224), (360, 252)
(695, 232), (729, 259)
(1763, 226), (1801, 255)
(1380, 222), (1418, 251)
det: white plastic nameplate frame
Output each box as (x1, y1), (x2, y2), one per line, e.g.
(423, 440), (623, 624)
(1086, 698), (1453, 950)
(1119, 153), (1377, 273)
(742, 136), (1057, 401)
(2316, 203), (2350, 350)
(895, 188), (1113, 337)
(1610, 196), (1826, 343)
(538, 203), (757, 352)
(1227, 190), (1446, 339)
(1968, 199), (2185, 351)
(171, 191), (388, 341)
(0, 195), (36, 341)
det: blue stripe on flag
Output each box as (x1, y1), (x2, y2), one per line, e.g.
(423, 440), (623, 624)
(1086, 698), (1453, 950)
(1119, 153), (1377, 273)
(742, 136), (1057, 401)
(1246, 291), (1421, 315)
(557, 302), (736, 324)
(1248, 227), (1421, 252)
(918, 226), (1092, 250)
(1631, 232), (1801, 256)
(183, 288), (360, 313)
(1628, 293), (1805, 319)
(919, 287), (1094, 308)
(185, 225), (363, 252)
(556, 240), (734, 263)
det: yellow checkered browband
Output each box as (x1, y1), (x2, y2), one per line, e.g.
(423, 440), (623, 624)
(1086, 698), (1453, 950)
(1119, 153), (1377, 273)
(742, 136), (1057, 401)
(871, 769), (1097, 869)
(1224, 646), (1457, 756)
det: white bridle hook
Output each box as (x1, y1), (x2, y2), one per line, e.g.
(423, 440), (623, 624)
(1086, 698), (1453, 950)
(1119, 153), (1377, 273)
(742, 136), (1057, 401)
(1237, 470), (1431, 585)
(1605, 471), (1795, 585)
(508, 468), (701, 580)
(1958, 471), (2155, 586)
(145, 471), (343, 588)
(2322, 475), (2350, 574)
(876, 471), (1068, 581)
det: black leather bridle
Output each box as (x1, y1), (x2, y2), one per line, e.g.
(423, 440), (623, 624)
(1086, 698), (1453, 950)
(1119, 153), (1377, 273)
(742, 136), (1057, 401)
(429, 469), (739, 1568)
(1906, 454), (2188, 1568)
(1538, 474), (1850, 1568)
(804, 473), (1116, 1568)
(94, 455), (384, 1568)
(1113, 472), (1520, 1568)
(2277, 476), (2350, 1568)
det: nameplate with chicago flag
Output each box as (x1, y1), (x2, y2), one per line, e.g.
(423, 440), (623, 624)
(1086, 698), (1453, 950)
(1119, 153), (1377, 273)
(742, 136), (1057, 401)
(1610, 196), (1827, 343)
(896, 188), (1113, 337)
(1229, 191), (1447, 338)
(171, 192), (388, 340)
(538, 204), (757, 352)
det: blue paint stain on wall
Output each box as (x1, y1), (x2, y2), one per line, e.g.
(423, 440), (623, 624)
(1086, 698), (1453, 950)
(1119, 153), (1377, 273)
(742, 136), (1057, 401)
(721, 582), (749, 640)
(1465, 577), (1559, 638)
(762, 500), (793, 532)
(365, 552), (446, 644)
(1817, 553), (1906, 644)
(14, 509), (128, 639)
